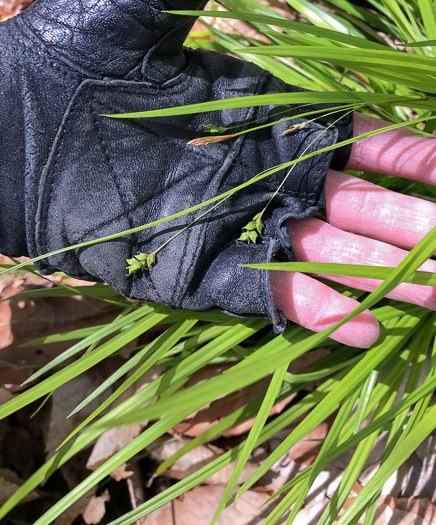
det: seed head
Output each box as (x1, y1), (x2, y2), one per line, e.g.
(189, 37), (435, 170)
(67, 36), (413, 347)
(126, 252), (156, 275)
(237, 231), (250, 242)
(203, 124), (228, 134)
(248, 231), (258, 243)
(245, 221), (257, 231)
(188, 133), (237, 146)
(236, 211), (265, 244)
(147, 253), (156, 267)
(280, 120), (311, 137)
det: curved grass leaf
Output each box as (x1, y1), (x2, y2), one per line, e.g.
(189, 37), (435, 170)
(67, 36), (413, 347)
(239, 45), (436, 72)
(21, 305), (153, 384)
(167, 10), (388, 49)
(240, 262), (436, 286)
(105, 93), (434, 119)
(337, 402), (436, 525)
(0, 306), (170, 420)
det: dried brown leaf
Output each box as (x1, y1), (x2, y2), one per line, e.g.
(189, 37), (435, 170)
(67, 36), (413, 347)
(0, 0), (33, 21)
(381, 496), (436, 524)
(142, 485), (287, 524)
(83, 489), (110, 525)
(287, 418), (332, 466)
(0, 468), (40, 505)
(87, 366), (164, 479)
(54, 488), (97, 525)
(0, 276), (119, 386)
(150, 436), (258, 485)
(45, 373), (113, 456)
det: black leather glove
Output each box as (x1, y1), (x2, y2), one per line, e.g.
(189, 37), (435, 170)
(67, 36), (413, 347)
(0, 0), (352, 331)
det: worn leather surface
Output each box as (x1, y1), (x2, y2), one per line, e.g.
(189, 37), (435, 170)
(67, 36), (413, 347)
(0, 0), (352, 331)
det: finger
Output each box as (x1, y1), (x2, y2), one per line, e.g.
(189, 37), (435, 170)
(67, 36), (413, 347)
(287, 217), (436, 310)
(346, 113), (436, 185)
(325, 169), (436, 251)
(270, 270), (380, 348)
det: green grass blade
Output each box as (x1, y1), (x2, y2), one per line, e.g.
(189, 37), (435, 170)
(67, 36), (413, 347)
(353, 370), (378, 433)
(418, 0), (436, 53)
(21, 305), (152, 384)
(399, 39), (436, 47)
(6, 284), (123, 300)
(337, 403), (436, 525)
(241, 262), (436, 286)
(323, 0), (399, 37)
(105, 92), (431, 119)
(170, 10), (386, 49)
(287, 0), (371, 37)
(0, 307), (169, 420)
(210, 364), (288, 524)
(264, 484), (305, 525)
(67, 316), (198, 418)
(238, 45), (436, 73)
(20, 325), (107, 347)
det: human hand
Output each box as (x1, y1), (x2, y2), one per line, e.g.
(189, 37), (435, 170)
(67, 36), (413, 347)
(271, 112), (436, 348)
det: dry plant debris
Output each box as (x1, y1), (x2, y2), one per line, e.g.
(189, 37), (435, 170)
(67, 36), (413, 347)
(0, 0), (32, 21)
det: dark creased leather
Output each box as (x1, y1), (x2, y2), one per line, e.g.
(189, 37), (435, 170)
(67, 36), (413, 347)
(21, 0), (209, 80)
(0, 0), (353, 332)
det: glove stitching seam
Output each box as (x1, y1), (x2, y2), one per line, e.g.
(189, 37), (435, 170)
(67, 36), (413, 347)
(90, 101), (150, 299)
(13, 24), (87, 82)
(13, 39), (82, 83)
(141, 23), (192, 84)
(37, 90), (87, 259)
(176, 70), (271, 308)
(17, 17), (103, 79)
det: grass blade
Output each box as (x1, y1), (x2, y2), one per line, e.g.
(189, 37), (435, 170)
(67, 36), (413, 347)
(0, 307), (170, 420)
(241, 262), (436, 286)
(337, 403), (436, 525)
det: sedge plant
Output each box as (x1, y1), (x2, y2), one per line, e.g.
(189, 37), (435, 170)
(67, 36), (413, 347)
(1, 0), (436, 523)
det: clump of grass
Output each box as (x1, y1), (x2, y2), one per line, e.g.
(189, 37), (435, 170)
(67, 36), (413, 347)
(1, 1), (436, 524)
